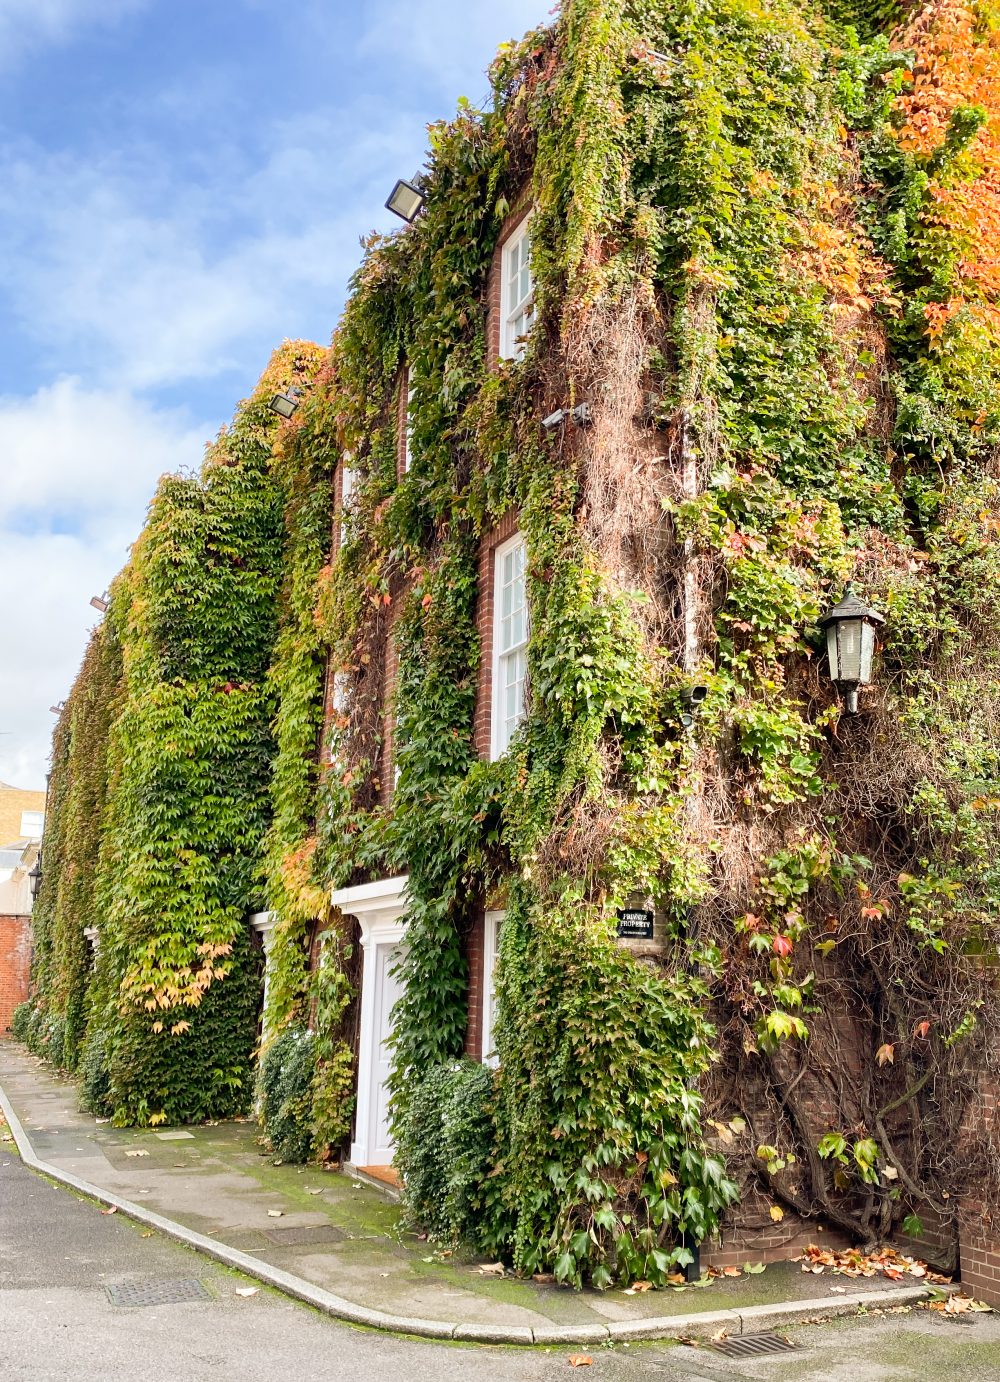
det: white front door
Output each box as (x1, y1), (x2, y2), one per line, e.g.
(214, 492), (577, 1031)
(368, 941), (404, 1165)
(332, 875), (408, 1170)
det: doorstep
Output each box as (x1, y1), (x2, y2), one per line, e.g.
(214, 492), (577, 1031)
(344, 1161), (402, 1198)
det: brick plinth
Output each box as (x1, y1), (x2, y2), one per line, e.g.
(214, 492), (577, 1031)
(0, 914), (31, 1033)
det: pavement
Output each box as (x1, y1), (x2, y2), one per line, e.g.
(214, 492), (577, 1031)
(4, 1139), (1000, 1382)
(0, 1040), (959, 1347)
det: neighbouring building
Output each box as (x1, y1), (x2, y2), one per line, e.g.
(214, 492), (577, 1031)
(0, 780), (45, 849)
(0, 839), (38, 1033)
(22, 0), (1000, 1300)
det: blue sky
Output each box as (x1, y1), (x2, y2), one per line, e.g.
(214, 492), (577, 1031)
(0, 0), (549, 792)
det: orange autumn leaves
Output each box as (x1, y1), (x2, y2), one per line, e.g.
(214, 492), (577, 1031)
(894, 0), (1000, 337)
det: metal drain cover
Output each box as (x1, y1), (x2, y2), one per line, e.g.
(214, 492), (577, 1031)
(106, 1278), (213, 1307)
(263, 1223), (345, 1246)
(710, 1331), (799, 1358)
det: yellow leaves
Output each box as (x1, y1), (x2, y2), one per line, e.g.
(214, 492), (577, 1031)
(170, 1021), (191, 1036)
(876, 1043), (895, 1066)
(769, 1204), (785, 1222)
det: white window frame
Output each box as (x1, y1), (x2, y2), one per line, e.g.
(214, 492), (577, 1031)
(481, 910), (505, 1067)
(19, 810), (43, 839)
(403, 369), (415, 473)
(490, 533), (529, 760)
(499, 216), (535, 361)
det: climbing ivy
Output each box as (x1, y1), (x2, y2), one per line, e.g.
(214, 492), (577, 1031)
(27, 0), (1000, 1284)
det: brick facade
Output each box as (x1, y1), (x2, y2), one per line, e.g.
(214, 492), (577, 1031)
(702, 1191), (851, 1269)
(0, 913), (31, 1033)
(380, 624), (399, 808)
(485, 198), (531, 369)
(957, 1080), (1000, 1304)
(396, 366), (410, 479)
(464, 910), (486, 1060)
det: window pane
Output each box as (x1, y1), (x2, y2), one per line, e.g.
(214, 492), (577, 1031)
(492, 539), (528, 757)
(507, 241), (522, 312)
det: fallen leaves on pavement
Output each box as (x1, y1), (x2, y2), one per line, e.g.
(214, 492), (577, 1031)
(568, 1355), (592, 1367)
(922, 1292), (993, 1316)
(799, 1244), (950, 1283)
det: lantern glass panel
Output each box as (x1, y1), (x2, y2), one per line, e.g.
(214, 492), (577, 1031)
(859, 620), (876, 684)
(834, 617), (864, 683)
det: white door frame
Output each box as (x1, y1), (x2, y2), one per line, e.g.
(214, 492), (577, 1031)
(330, 875), (408, 1167)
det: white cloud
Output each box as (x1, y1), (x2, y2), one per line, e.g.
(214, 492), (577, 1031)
(0, 0), (145, 65)
(0, 0), (553, 391)
(0, 0), (558, 785)
(0, 380), (209, 785)
(0, 108), (419, 389)
(356, 0), (552, 91)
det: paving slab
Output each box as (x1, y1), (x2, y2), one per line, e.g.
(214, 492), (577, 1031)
(0, 1040), (945, 1345)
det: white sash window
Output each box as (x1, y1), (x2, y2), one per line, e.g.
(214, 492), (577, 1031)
(500, 219), (534, 361)
(491, 534), (528, 759)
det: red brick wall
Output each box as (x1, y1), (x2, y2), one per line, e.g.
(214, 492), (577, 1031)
(473, 510), (522, 760)
(894, 1201), (957, 1274)
(464, 911), (486, 1060)
(380, 625), (399, 808)
(396, 366), (409, 478)
(0, 914), (31, 1033)
(959, 1195), (1000, 1304)
(959, 1079), (1000, 1304)
(485, 198), (531, 369)
(701, 1189), (851, 1269)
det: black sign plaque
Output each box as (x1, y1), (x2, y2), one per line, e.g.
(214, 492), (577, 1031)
(616, 907), (655, 940)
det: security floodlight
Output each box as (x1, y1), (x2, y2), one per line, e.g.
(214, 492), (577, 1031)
(820, 584), (886, 714)
(385, 177), (425, 224)
(542, 402), (593, 431)
(90, 592), (109, 614)
(49, 702), (65, 715)
(268, 386), (304, 419)
(681, 685), (709, 708)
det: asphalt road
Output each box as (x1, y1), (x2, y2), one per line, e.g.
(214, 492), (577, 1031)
(2, 1148), (1000, 1381)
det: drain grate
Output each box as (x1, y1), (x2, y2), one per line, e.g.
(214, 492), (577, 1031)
(106, 1278), (213, 1308)
(710, 1331), (799, 1359)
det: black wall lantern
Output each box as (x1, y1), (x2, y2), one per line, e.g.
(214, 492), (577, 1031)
(820, 584), (885, 714)
(27, 857), (42, 901)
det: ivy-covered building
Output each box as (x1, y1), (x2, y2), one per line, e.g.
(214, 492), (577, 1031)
(24, 0), (1000, 1293)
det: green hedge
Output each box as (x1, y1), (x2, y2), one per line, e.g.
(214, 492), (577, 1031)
(257, 1027), (317, 1163)
(395, 1059), (494, 1244)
